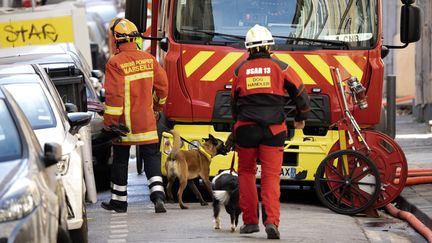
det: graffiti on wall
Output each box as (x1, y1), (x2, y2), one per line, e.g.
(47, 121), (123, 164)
(0, 16), (74, 47)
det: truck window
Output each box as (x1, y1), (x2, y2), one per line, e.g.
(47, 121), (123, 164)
(173, 0), (377, 49)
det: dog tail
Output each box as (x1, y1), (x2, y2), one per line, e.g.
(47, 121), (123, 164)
(168, 129), (182, 159)
(213, 190), (230, 204)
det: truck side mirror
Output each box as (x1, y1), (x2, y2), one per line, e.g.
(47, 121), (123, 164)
(381, 45), (390, 59)
(159, 37), (168, 52)
(125, 0), (148, 33)
(400, 3), (421, 44)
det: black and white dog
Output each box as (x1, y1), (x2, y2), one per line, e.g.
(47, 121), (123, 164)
(212, 170), (241, 232)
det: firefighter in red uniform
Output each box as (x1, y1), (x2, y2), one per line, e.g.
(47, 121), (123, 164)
(231, 24), (310, 239)
(101, 18), (169, 213)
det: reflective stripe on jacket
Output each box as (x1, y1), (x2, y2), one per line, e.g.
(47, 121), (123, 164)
(104, 42), (168, 145)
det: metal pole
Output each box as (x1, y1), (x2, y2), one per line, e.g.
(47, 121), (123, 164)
(387, 75), (396, 139)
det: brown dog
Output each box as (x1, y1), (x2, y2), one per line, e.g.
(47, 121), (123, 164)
(165, 130), (227, 209)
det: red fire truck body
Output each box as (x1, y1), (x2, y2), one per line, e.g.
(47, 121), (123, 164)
(127, 0), (420, 180)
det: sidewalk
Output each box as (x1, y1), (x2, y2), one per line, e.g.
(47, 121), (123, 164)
(394, 114), (432, 230)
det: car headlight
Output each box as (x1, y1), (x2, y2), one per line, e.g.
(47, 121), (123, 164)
(57, 154), (70, 176)
(0, 178), (40, 222)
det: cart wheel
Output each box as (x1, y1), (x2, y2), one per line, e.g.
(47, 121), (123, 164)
(328, 131), (408, 209)
(314, 149), (381, 215)
(136, 146), (143, 175)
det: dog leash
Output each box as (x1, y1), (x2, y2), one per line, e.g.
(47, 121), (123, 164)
(157, 117), (200, 149)
(180, 137), (200, 149)
(229, 150), (236, 175)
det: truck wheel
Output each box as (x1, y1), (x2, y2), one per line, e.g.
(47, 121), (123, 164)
(69, 202), (88, 243)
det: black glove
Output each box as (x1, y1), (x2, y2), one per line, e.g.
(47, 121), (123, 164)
(225, 132), (235, 151)
(93, 124), (129, 144)
(110, 124), (129, 137)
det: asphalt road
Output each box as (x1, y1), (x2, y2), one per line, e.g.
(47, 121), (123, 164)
(87, 157), (426, 243)
(86, 113), (432, 242)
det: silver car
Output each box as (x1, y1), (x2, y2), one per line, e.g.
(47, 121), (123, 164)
(0, 64), (91, 243)
(0, 44), (110, 192)
(0, 86), (71, 242)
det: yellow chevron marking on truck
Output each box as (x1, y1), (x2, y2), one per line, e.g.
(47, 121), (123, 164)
(185, 51), (214, 78)
(201, 52), (244, 81)
(305, 55), (333, 85)
(275, 54), (316, 84)
(335, 56), (364, 81)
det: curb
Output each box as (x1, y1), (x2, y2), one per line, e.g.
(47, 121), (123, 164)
(395, 185), (432, 230)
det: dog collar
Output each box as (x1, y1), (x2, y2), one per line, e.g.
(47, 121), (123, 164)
(198, 147), (212, 160)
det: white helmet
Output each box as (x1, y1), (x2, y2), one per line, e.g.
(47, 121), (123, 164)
(245, 24), (275, 49)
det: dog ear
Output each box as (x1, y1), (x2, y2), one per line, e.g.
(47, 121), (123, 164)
(208, 134), (220, 146)
(203, 134), (215, 143)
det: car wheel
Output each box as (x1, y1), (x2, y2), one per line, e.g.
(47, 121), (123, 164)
(69, 202), (88, 243)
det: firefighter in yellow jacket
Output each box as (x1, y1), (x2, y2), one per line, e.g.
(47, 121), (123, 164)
(101, 18), (168, 213)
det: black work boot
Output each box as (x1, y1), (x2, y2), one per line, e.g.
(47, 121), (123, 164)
(239, 224), (259, 234)
(154, 198), (167, 213)
(101, 201), (127, 213)
(265, 224), (280, 239)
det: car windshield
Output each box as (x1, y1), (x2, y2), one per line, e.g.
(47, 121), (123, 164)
(174, 0), (377, 49)
(4, 83), (56, 130)
(0, 100), (21, 162)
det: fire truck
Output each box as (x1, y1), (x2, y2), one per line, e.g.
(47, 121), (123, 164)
(126, 0), (420, 182)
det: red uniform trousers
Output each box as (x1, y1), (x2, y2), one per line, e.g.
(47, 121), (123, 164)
(234, 121), (286, 226)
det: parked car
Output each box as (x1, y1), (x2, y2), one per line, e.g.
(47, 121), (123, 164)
(87, 12), (109, 72)
(85, 0), (120, 29)
(0, 44), (111, 190)
(0, 64), (91, 243)
(0, 86), (71, 243)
